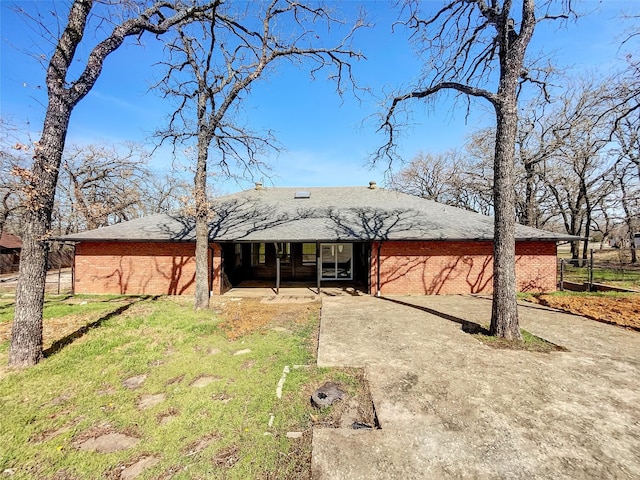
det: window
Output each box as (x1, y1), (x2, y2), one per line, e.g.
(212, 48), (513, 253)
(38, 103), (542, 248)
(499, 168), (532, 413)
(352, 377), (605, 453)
(276, 242), (291, 264)
(320, 243), (352, 280)
(302, 243), (316, 265)
(234, 243), (242, 266)
(251, 243), (266, 265)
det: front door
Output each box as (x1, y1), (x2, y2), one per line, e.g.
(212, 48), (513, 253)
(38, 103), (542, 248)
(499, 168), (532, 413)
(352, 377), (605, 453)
(320, 243), (353, 280)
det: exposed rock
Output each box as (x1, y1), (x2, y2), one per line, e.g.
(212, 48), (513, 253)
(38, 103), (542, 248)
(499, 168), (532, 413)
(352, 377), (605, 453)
(138, 393), (165, 410)
(76, 433), (140, 453)
(122, 374), (147, 390)
(120, 456), (160, 480)
(190, 376), (219, 388)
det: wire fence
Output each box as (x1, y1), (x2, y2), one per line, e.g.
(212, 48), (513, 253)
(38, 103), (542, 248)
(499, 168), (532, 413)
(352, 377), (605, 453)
(558, 248), (640, 292)
(0, 249), (74, 295)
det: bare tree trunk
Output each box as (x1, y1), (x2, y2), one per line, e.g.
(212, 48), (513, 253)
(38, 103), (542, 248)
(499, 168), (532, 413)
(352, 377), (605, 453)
(194, 130), (211, 310)
(620, 176), (638, 263)
(10, 100), (71, 366)
(490, 98), (521, 340)
(582, 210), (592, 263)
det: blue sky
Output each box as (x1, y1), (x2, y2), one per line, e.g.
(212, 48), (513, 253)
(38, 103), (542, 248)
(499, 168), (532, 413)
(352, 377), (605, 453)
(1, 1), (638, 194)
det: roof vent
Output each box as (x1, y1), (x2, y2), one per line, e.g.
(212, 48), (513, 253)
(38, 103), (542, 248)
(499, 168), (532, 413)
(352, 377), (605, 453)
(294, 191), (310, 199)
(255, 182), (263, 190)
(369, 181), (377, 189)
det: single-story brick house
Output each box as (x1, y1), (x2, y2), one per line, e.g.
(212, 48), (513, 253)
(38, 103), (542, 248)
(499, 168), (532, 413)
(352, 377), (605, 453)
(59, 183), (574, 296)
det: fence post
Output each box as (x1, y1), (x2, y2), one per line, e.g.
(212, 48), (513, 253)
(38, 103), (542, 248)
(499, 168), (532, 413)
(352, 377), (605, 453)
(559, 258), (564, 291)
(57, 252), (62, 295)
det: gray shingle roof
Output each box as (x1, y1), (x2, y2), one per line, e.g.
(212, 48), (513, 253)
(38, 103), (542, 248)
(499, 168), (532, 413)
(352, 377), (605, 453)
(58, 186), (577, 242)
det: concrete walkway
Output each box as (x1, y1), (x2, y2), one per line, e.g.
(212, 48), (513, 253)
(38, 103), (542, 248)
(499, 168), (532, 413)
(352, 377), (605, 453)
(313, 295), (640, 479)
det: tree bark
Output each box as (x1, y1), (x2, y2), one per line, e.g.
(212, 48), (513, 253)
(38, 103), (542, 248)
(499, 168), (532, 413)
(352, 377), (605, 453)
(10, 97), (72, 366)
(194, 115), (211, 310)
(488, 0), (533, 341)
(490, 98), (521, 340)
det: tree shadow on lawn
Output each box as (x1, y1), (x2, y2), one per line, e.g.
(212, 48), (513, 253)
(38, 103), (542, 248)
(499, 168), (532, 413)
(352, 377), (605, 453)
(43, 295), (155, 358)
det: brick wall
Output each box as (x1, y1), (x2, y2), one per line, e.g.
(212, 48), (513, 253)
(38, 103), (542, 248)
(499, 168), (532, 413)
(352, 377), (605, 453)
(76, 239), (556, 296)
(75, 241), (199, 295)
(370, 240), (557, 295)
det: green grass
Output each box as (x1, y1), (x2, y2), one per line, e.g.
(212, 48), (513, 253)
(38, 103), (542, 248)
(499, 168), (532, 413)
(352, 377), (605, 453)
(471, 327), (566, 353)
(557, 254), (640, 290)
(0, 297), (348, 479)
(561, 268), (640, 289)
(0, 294), (141, 325)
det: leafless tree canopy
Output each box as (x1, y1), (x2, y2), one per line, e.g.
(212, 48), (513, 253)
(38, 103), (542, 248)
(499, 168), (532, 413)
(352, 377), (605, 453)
(152, 0), (364, 309)
(154, 1), (363, 176)
(390, 73), (639, 265)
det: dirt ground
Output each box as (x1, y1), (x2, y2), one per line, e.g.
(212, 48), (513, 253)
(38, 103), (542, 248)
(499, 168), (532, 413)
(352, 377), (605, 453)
(210, 297), (320, 340)
(529, 294), (640, 330)
(0, 268), (73, 294)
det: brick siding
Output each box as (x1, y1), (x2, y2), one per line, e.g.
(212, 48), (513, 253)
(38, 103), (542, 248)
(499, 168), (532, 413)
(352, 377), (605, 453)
(370, 240), (557, 295)
(75, 242), (200, 295)
(76, 240), (556, 296)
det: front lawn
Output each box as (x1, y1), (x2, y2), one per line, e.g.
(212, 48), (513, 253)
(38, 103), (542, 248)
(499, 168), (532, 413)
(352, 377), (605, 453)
(0, 296), (354, 479)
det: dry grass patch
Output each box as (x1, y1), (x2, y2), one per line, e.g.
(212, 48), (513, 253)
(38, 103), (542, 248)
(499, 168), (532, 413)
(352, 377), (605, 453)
(213, 298), (319, 340)
(528, 292), (640, 330)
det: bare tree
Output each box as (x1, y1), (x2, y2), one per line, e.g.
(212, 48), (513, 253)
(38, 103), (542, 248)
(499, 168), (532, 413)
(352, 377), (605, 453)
(389, 147), (495, 215)
(378, 0), (574, 339)
(140, 172), (193, 215)
(611, 115), (640, 262)
(0, 119), (29, 237)
(55, 143), (151, 233)
(10, 0), (220, 367)
(543, 80), (615, 263)
(388, 150), (465, 202)
(155, 1), (363, 309)
(606, 15), (640, 131)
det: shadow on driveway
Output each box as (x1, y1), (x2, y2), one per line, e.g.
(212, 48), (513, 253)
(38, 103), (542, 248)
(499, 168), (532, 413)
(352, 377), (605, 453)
(313, 295), (640, 479)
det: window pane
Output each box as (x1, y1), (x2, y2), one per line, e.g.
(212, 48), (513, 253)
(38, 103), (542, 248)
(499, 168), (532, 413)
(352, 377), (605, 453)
(336, 243), (352, 278)
(302, 243), (316, 265)
(277, 242), (291, 264)
(321, 244), (335, 279)
(252, 243), (265, 265)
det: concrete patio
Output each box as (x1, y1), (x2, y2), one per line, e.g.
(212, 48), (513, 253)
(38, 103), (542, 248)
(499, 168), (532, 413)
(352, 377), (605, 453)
(313, 295), (640, 479)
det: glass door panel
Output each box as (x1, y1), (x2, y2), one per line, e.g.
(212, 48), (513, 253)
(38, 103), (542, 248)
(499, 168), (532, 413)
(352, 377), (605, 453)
(336, 244), (352, 278)
(321, 244), (336, 279)
(320, 243), (352, 280)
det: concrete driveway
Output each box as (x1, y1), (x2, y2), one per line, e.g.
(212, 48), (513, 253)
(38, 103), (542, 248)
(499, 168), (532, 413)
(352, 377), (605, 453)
(312, 295), (640, 479)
